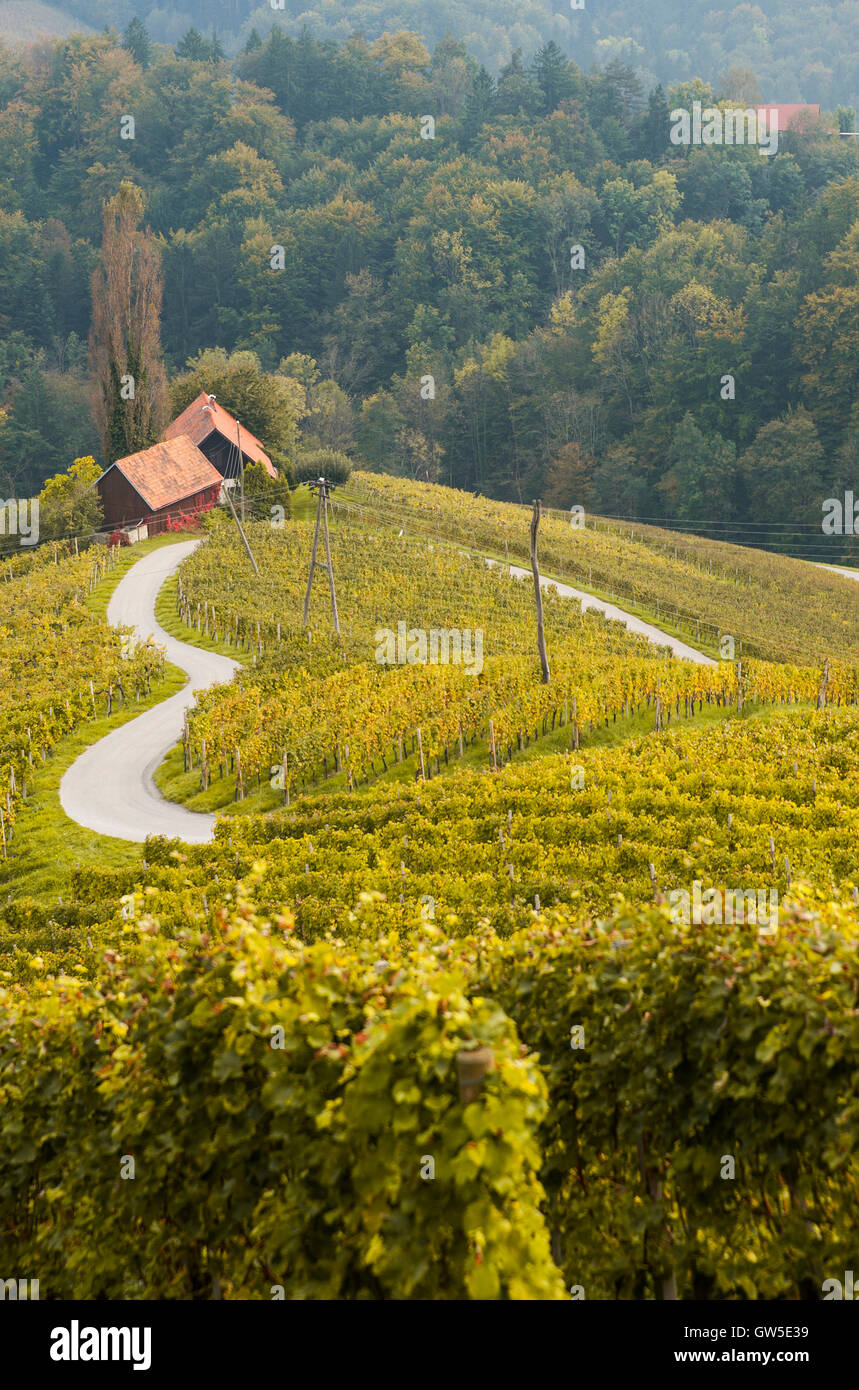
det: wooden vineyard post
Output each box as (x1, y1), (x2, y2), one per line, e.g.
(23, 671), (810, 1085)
(321, 480), (340, 636)
(223, 440), (260, 575)
(457, 1046), (495, 1104)
(489, 718), (498, 771)
(303, 486), (323, 626)
(416, 726), (426, 782)
(530, 499), (551, 684)
(817, 657), (830, 710)
(282, 751), (289, 807)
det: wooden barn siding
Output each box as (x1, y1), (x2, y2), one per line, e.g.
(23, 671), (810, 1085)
(200, 432), (252, 477)
(98, 468), (147, 528)
(98, 471), (221, 533)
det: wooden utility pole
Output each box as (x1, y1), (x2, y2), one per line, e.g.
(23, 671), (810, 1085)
(530, 498), (550, 684)
(223, 471), (259, 575)
(302, 477), (341, 635)
(237, 420), (246, 523)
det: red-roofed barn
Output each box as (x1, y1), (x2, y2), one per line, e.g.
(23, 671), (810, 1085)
(97, 436), (224, 533)
(163, 393), (278, 480)
(755, 104), (821, 131)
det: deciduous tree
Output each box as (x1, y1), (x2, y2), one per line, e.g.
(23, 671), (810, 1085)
(89, 182), (168, 462)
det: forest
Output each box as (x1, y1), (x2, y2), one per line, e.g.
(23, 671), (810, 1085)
(0, 19), (857, 552)
(40, 0), (859, 108)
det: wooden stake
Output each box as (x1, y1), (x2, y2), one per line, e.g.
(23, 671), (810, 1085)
(416, 726), (426, 782)
(457, 1046), (495, 1104)
(530, 499), (550, 684)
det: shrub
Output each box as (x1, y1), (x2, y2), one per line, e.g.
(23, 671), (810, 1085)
(294, 448), (352, 486)
(242, 459), (291, 522)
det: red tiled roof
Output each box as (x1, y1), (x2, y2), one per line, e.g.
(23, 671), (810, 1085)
(107, 436), (223, 512)
(164, 392), (277, 479)
(755, 104), (821, 130)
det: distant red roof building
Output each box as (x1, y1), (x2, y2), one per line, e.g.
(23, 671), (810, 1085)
(97, 436), (223, 533)
(755, 104), (821, 131)
(164, 392), (277, 480)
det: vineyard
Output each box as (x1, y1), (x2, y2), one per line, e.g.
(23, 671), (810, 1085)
(349, 473), (859, 667)
(0, 544), (167, 857)
(9, 705), (858, 973)
(168, 515), (852, 809)
(2, 482), (859, 1301)
(2, 885), (857, 1300)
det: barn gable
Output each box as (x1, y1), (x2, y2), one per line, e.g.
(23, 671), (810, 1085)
(164, 392), (278, 479)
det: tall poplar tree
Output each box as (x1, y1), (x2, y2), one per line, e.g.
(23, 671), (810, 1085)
(89, 182), (168, 463)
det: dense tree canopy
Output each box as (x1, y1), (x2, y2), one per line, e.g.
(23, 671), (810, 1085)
(0, 23), (856, 552)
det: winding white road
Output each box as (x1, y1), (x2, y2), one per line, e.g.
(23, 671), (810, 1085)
(59, 537), (714, 847)
(60, 540), (238, 845)
(819, 563), (859, 583)
(497, 561), (716, 665)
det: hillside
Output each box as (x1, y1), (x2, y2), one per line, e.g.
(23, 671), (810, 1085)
(43, 0), (859, 106)
(2, 501), (859, 1302)
(1, 27), (857, 554)
(2, 0), (859, 1320)
(0, 0), (92, 42)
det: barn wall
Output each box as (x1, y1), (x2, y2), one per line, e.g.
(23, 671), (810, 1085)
(200, 432), (253, 478)
(97, 470), (147, 528)
(146, 484), (221, 534)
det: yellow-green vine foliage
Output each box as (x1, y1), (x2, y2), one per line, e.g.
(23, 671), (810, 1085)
(0, 887), (564, 1301)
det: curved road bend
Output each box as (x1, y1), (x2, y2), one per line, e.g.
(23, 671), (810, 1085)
(497, 561), (716, 666)
(61, 539), (714, 846)
(819, 563), (859, 583)
(60, 540), (239, 845)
